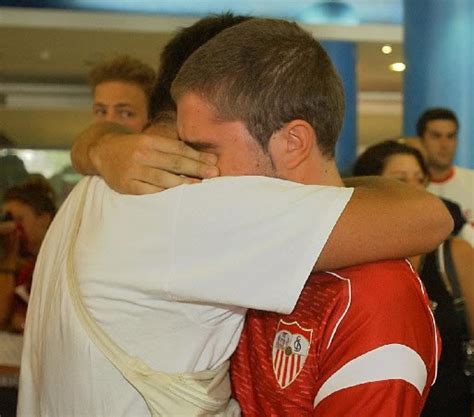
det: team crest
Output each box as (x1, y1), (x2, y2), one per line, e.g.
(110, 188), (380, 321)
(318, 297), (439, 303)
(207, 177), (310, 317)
(272, 320), (313, 389)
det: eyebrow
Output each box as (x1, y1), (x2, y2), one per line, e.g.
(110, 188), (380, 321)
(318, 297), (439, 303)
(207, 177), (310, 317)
(93, 102), (135, 109)
(180, 139), (218, 152)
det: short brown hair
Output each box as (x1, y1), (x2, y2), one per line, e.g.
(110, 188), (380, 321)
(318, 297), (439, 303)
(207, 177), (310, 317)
(416, 107), (459, 138)
(88, 55), (155, 99)
(4, 175), (56, 216)
(171, 18), (344, 157)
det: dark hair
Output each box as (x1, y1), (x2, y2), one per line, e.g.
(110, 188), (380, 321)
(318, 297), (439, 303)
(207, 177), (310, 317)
(3, 176), (56, 216)
(416, 107), (459, 137)
(88, 55), (155, 99)
(353, 140), (430, 179)
(171, 18), (344, 157)
(150, 13), (251, 119)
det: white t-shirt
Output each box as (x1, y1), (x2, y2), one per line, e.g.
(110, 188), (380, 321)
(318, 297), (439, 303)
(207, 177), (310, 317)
(428, 166), (474, 245)
(428, 165), (474, 221)
(18, 176), (352, 417)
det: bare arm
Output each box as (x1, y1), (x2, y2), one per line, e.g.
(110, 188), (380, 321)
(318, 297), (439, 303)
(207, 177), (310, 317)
(314, 176), (453, 271)
(451, 237), (474, 337)
(71, 122), (219, 195)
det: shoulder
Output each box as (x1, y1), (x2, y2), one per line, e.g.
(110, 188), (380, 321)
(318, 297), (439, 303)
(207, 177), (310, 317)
(454, 166), (474, 182)
(331, 259), (423, 304)
(455, 165), (474, 175)
(324, 260), (433, 345)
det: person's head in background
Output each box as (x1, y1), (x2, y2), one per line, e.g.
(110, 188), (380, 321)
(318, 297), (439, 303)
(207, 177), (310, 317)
(416, 107), (459, 179)
(146, 12), (251, 130)
(88, 55), (155, 132)
(2, 176), (56, 256)
(353, 140), (429, 190)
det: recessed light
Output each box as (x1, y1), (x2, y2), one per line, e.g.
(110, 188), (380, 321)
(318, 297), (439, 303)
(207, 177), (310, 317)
(39, 50), (51, 61)
(381, 45), (392, 54)
(389, 62), (406, 72)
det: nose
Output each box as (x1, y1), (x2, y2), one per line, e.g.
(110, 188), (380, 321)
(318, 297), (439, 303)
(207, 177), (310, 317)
(104, 112), (118, 123)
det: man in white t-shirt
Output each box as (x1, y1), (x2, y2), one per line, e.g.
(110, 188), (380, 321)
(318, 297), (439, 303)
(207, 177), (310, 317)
(18, 16), (452, 417)
(417, 107), (474, 242)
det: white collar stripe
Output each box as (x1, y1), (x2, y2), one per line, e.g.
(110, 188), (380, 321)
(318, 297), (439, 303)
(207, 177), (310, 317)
(323, 271), (351, 349)
(404, 258), (439, 384)
(313, 343), (428, 408)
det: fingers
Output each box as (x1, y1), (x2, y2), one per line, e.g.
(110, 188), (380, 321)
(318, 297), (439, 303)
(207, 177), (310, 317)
(133, 135), (219, 179)
(125, 175), (199, 195)
(146, 135), (218, 166)
(91, 131), (220, 195)
(143, 152), (219, 179)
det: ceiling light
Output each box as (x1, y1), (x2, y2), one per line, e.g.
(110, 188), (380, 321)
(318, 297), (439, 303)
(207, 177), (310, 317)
(381, 45), (392, 54)
(389, 62), (406, 72)
(39, 50), (51, 61)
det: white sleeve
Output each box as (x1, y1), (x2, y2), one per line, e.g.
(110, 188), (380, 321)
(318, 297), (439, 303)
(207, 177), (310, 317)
(166, 176), (353, 313)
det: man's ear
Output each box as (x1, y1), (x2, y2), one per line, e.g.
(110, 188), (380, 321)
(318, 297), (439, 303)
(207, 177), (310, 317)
(275, 120), (315, 170)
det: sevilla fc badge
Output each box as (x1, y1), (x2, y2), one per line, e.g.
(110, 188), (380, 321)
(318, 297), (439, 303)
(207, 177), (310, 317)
(272, 320), (313, 389)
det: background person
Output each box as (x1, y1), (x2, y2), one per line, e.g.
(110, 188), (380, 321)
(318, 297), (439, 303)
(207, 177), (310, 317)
(417, 108), (474, 243)
(88, 55), (155, 132)
(354, 139), (474, 417)
(0, 176), (56, 417)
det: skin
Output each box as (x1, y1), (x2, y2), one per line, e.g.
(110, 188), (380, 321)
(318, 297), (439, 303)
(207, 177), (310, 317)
(420, 119), (458, 180)
(93, 81), (149, 133)
(0, 222), (17, 330)
(71, 122), (219, 194)
(176, 92), (453, 271)
(382, 154), (428, 188)
(380, 151), (474, 336)
(0, 202), (52, 332)
(2, 200), (52, 257)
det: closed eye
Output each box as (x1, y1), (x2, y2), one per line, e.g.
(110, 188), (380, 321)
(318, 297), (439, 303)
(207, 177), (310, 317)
(181, 139), (218, 152)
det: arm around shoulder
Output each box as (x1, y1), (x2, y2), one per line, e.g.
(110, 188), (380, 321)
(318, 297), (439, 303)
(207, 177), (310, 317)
(315, 177), (453, 271)
(71, 122), (132, 176)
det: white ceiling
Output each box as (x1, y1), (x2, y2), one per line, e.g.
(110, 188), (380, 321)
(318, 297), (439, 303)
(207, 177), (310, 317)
(0, 6), (405, 149)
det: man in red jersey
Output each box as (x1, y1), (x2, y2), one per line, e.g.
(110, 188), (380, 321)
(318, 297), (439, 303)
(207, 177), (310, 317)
(170, 18), (440, 416)
(231, 262), (438, 416)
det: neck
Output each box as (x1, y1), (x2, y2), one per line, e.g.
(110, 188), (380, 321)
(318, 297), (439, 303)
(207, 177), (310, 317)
(429, 166), (454, 182)
(291, 155), (344, 187)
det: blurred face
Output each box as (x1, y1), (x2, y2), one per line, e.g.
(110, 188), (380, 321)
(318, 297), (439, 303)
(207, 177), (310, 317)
(382, 153), (427, 190)
(93, 81), (149, 132)
(420, 119), (458, 171)
(3, 200), (52, 256)
(176, 93), (276, 176)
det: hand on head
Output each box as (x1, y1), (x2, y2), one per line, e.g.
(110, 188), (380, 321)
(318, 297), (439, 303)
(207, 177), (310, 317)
(89, 130), (219, 195)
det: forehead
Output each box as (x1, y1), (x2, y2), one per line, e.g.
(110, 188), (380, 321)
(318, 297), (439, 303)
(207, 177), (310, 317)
(385, 153), (422, 170)
(3, 199), (33, 215)
(94, 81), (147, 104)
(176, 93), (249, 145)
(425, 119), (457, 133)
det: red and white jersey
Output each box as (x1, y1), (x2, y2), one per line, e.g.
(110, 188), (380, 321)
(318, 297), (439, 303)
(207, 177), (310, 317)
(231, 260), (440, 417)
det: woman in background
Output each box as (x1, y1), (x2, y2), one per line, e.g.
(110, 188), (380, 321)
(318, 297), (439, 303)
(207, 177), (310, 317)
(0, 176), (56, 417)
(354, 140), (473, 417)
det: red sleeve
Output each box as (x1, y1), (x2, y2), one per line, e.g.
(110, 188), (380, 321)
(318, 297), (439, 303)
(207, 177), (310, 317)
(313, 261), (439, 417)
(314, 379), (425, 417)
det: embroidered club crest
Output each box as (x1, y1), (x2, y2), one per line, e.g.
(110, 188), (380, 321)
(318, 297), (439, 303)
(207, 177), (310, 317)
(272, 320), (313, 389)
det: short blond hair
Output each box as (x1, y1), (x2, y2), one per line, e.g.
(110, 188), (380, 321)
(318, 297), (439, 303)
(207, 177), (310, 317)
(88, 55), (155, 99)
